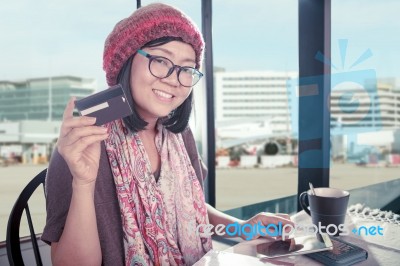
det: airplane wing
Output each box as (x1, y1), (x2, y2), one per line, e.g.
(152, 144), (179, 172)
(218, 135), (270, 149)
(218, 133), (295, 149)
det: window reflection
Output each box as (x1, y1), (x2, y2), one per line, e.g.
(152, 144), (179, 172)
(330, 1), (400, 196)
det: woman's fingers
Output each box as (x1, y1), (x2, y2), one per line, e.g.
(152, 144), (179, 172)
(69, 133), (109, 155)
(60, 116), (97, 138)
(58, 127), (108, 160)
(259, 212), (294, 226)
(58, 99), (108, 157)
(60, 97), (101, 138)
(242, 213), (295, 240)
(59, 97), (77, 138)
(61, 125), (108, 146)
(56, 97), (107, 183)
(63, 97), (76, 120)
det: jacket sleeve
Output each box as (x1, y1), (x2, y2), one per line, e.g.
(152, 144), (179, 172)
(41, 147), (73, 244)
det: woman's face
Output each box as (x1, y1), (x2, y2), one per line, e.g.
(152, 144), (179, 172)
(130, 41), (196, 122)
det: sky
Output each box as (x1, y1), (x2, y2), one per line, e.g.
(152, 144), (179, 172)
(0, 0), (399, 89)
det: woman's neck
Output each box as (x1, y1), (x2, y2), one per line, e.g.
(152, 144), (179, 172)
(139, 119), (158, 139)
(145, 119), (157, 133)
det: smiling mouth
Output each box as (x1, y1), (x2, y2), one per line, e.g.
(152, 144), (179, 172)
(153, 89), (174, 99)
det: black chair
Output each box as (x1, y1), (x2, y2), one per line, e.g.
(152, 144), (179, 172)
(6, 168), (47, 266)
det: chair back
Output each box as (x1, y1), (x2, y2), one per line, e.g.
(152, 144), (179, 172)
(6, 168), (47, 266)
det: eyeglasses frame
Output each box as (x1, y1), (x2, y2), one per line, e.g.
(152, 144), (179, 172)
(137, 49), (203, 87)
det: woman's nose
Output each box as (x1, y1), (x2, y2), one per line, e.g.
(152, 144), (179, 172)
(161, 67), (180, 87)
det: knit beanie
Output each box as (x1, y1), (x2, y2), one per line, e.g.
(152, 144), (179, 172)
(103, 3), (205, 86)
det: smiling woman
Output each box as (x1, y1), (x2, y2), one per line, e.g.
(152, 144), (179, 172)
(42, 4), (211, 265)
(38, 3), (293, 266)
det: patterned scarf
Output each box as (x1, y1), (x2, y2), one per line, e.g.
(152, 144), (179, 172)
(104, 119), (212, 265)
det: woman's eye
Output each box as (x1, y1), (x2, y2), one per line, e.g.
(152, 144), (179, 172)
(181, 67), (195, 75)
(154, 58), (169, 66)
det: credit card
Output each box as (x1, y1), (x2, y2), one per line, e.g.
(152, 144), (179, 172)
(75, 84), (133, 126)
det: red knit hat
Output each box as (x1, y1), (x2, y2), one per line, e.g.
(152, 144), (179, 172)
(103, 3), (205, 86)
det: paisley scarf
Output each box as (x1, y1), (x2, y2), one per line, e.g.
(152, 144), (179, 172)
(104, 119), (212, 265)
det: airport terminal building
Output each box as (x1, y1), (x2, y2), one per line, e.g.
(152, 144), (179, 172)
(0, 76), (96, 163)
(215, 72), (400, 133)
(214, 71), (298, 135)
(214, 71), (400, 162)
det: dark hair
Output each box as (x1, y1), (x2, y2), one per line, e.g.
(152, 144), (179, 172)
(116, 36), (194, 133)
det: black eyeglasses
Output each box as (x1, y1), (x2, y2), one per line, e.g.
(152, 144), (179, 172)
(137, 49), (203, 87)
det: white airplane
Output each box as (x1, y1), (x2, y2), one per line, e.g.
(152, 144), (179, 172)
(215, 117), (296, 156)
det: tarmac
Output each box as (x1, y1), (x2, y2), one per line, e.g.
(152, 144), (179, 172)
(1, 163), (399, 242)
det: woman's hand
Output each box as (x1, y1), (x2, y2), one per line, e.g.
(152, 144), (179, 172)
(239, 212), (294, 240)
(57, 97), (109, 186)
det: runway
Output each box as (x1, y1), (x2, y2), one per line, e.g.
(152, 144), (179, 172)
(1, 163), (399, 242)
(216, 164), (400, 210)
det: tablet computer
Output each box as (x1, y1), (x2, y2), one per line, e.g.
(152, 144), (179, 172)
(255, 234), (333, 258)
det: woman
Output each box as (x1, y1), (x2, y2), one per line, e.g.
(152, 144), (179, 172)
(42, 3), (293, 266)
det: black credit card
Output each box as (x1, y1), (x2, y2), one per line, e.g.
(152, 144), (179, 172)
(75, 84), (133, 126)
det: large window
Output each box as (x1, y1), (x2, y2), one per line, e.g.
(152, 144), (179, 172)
(330, 0), (400, 205)
(213, 0), (298, 210)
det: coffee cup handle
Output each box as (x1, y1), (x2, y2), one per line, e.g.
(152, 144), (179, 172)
(299, 191), (311, 216)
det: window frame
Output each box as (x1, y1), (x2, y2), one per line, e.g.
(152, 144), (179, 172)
(203, 0), (399, 213)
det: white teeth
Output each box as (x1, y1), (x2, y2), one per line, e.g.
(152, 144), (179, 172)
(153, 89), (173, 99)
